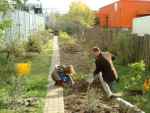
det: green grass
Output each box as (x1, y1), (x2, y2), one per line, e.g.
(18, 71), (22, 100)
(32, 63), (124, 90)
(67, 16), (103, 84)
(0, 39), (53, 113)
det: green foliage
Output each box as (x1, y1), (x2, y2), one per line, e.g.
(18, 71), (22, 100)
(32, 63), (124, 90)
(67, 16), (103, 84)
(69, 2), (95, 28)
(0, 0), (10, 13)
(59, 31), (71, 42)
(73, 72), (87, 82)
(129, 60), (145, 74)
(123, 60), (145, 91)
(0, 33), (52, 113)
(59, 31), (76, 45)
(3, 38), (25, 58)
(25, 31), (52, 53)
(25, 36), (42, 53)
(0, 19), (12, 31)
(0, 55), (16, 86)
(54, 2), (95, 34)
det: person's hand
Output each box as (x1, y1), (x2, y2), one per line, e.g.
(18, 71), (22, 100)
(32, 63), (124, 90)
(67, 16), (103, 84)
(116, 78), (119, 82)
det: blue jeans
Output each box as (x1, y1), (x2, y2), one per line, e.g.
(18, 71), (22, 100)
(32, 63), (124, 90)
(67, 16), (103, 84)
(108, 81), (117, 92)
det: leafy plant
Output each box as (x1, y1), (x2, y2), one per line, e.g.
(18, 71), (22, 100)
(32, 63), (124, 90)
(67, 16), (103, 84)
(25, 36), (42, 53)
(52, 2), (95, 35)
(124, 60), (146, 91)
(59, 31), (76, 45)
(3, 38), (25, 58)
(73, 72), (87, 82)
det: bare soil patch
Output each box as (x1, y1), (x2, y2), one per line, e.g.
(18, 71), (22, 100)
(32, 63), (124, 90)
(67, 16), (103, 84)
(60, 42), (121, 113)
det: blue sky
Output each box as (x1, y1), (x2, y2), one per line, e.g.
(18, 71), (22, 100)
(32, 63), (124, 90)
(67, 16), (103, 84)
(28, 0), (118, 13)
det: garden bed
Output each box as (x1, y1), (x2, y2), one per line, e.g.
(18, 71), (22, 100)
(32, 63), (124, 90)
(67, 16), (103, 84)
(59, 37), (120, 113)
(0, 31), (53, 113)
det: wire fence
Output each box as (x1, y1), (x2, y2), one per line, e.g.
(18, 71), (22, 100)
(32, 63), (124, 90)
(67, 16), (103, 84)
(0, 10), (45, 40)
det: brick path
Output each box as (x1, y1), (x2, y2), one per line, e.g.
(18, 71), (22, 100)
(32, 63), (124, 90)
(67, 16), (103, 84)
(44, 36), (64, 113)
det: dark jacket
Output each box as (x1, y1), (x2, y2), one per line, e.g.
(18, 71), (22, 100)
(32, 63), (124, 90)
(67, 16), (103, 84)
(94, 52), (118, 84)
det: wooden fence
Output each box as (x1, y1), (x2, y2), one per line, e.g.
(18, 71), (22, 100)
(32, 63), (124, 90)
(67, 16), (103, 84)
(84, 28), (150, 67)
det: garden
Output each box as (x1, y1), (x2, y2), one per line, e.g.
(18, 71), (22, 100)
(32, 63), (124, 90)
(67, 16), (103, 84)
(0, 0), (150, 113)
(0, 29), (53, 113)
(59, 29), (150, 113)
(0, 1), (54, 112)
(48, 1), (150, 112)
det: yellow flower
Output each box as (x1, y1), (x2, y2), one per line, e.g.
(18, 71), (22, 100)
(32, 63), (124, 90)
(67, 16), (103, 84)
(144, 79), (150, 93)
(16, 63), (31, 76)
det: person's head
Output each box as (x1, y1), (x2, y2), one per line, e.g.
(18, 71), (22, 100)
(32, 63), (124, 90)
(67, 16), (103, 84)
(92, 47), (101, 57)
(64, 65), (75, 75)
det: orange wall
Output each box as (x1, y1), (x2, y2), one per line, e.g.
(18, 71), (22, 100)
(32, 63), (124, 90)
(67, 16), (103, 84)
(98, 0), (150, 29)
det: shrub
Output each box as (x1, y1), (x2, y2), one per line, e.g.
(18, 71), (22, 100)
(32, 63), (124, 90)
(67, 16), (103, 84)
(59, 31), (71, 42)
(25, 36), (42, 53)
(25, 31), (52, 53)
(73, 72), (87, 82)
(2, 38), (25, 58)
(124, 60), (146, 91)
(59, 31), (77, 45)
(0, 54), (16, 86)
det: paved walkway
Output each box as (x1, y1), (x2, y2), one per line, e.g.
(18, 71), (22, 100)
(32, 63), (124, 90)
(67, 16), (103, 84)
(44, 36), (64, 113)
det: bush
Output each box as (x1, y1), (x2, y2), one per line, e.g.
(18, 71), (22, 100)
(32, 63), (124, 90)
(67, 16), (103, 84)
(25, 36), (42, 53)
(73, 72), (87, 82)
(2, 38), (25, 58)
(59, 31), (76, 44)
(59, 31), (71, 42)
(124, 60), (146, 91)
(25, 31), (52, 53)
(0, 54), (16, 86)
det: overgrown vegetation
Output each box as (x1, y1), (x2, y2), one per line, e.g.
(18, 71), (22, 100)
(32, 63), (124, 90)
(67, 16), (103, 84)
(48, 1), (95, 37)
(0, 30), (53, 113)
(115, 61), (150, 112)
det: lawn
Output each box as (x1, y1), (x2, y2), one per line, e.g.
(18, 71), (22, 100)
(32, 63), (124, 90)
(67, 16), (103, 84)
(0, 38), (53, 113)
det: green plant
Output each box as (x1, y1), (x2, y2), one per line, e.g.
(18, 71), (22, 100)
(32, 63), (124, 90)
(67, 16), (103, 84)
(0, 55), (15, 86)
(73, 72), (87, 82)
(59, 31), (76, 44)
(25, 36), (42, 53)
(3, 38), (25, 58)
(53, 2), (95, 35)
(124, 60), (145, 91)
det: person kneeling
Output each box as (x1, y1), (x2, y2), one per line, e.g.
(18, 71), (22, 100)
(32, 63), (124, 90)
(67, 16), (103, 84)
(51, 65), (75, 86)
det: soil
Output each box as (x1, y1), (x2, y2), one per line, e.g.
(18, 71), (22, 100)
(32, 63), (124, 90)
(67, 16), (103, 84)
(59, 42), (92, 74)
(63, 80), (121, 113)
(60, 41), (121, 113)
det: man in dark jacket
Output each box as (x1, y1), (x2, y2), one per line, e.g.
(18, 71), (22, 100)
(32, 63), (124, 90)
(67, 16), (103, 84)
(92, 47), (118, 89)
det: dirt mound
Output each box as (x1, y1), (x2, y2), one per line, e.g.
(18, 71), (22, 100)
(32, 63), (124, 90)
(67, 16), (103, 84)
(73, 80), (90, 92)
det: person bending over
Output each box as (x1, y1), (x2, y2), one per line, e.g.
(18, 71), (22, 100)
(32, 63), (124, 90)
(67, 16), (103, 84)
(91, 47), (119, 90)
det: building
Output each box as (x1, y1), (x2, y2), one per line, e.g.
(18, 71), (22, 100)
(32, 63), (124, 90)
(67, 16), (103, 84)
(133, 16), (150, 36)
(25, 0), (43, 14)
(97, 0), (150, 29)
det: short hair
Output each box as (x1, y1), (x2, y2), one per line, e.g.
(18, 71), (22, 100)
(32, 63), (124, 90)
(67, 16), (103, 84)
(64, 65), (75, 75)
(92, 47), (101, 52)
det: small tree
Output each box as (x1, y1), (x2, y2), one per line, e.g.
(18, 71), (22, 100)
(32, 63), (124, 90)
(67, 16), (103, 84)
(52, 2), (95, 39)
(68, 2), (95, 40)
